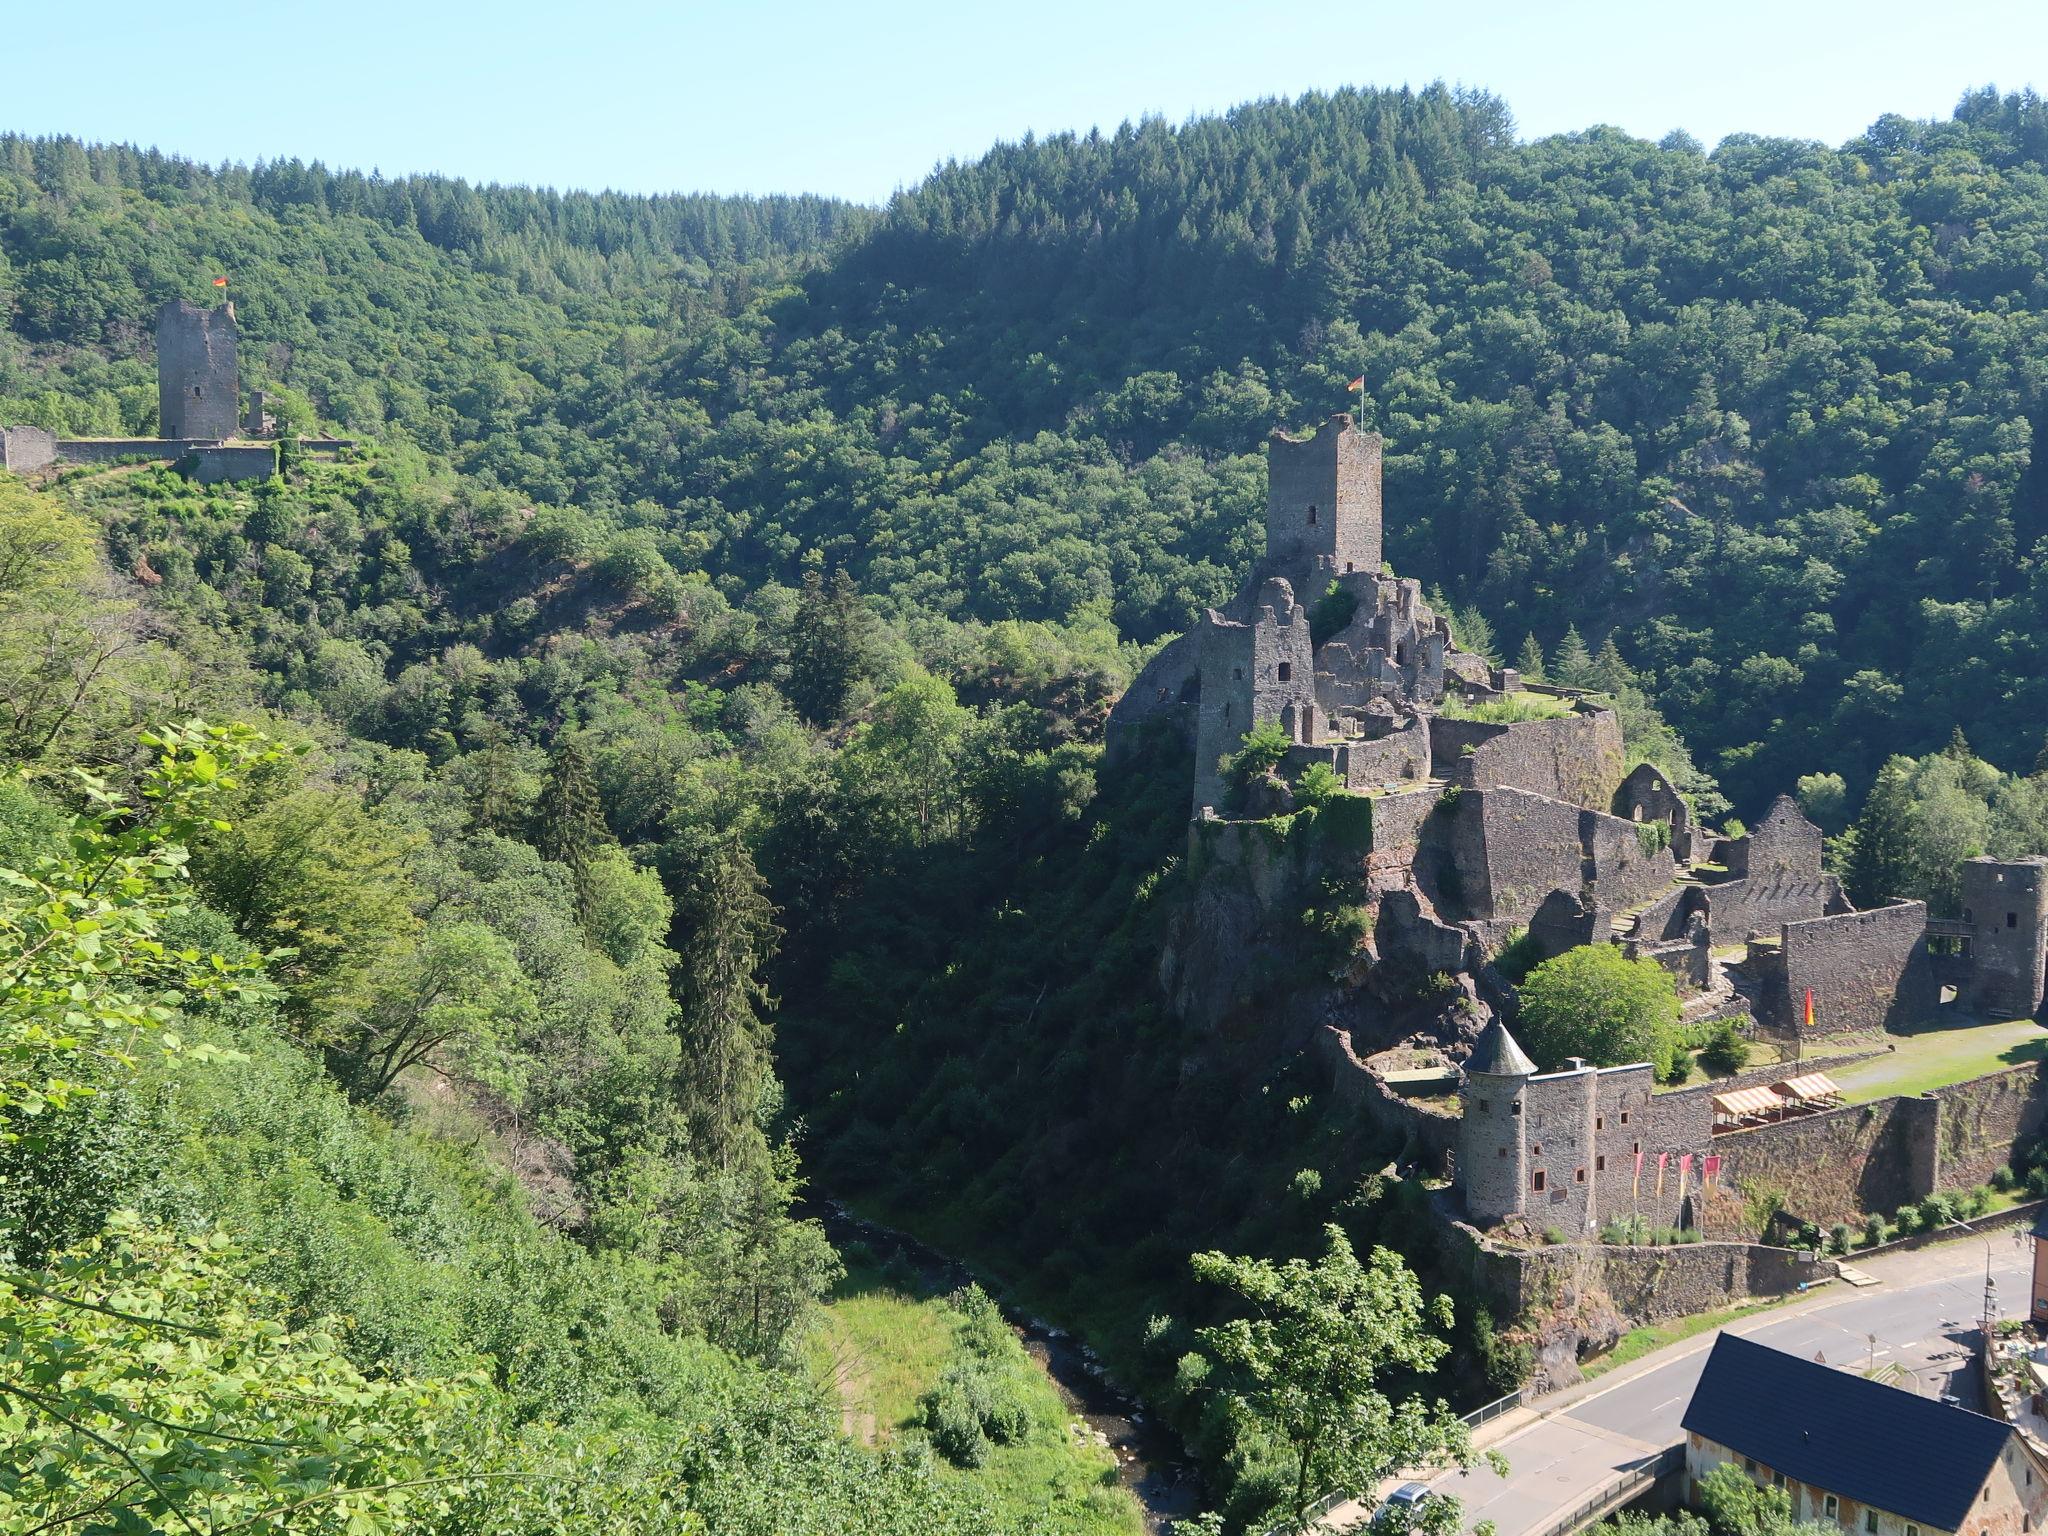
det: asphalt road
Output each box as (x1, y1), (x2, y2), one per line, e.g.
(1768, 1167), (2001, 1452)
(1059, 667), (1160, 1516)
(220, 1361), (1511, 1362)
(1331, 1232), (2034, 1536)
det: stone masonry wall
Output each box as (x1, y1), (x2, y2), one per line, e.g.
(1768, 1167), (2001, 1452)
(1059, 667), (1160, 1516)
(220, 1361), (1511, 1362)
(1699, 866), (1840, 944)
(1761, 902), (1935, 1036)
(157, 299), (239, 440)
(55, 437), (220, 465)
(1265, 417), (1380, 587)
(0, 425), (56, 472)
(189, 445), (277, 483)
(1712, 1095), (1940, 1228)
(1106, 629), (1201, 755)
(1431, 705), (1625, 811)
(1930, 1065), (2048, 1190)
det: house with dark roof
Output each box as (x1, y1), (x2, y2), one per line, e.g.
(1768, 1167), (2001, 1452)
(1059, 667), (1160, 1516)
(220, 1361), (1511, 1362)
(1682, 1334), (2044, 1536)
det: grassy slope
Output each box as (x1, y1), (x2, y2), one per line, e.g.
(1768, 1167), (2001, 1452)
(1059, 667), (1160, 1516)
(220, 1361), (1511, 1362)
(1828, 1018), (2048, 1103)
(805, 1258), (1141, 1536)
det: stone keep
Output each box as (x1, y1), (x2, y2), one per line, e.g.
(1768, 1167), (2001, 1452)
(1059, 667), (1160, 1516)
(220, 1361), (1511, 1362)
(1264, 415), (1381, 589)
(1190, 577), (1315, 813)
(157, 300), (239, 441)
(1963, 857), (2048, 1018)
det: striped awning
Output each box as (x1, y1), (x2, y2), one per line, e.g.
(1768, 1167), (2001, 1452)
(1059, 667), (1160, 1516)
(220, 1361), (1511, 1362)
(1713, 1086), (1789, 1119)
(1774, 1073), (1843, 1103)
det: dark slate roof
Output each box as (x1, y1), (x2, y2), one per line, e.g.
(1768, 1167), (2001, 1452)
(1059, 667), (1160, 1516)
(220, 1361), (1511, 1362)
(2033, 1206), (2048, 1241)
(1466, 1020), (1536, 1078)
(1682, 1333), (2011, 1530)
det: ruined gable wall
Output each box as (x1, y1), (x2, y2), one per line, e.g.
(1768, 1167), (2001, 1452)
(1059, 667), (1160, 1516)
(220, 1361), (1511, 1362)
(1701, 867), (1839, 944)
(1580, 807), (1678, 911)
(1106, 628), (1202, 755)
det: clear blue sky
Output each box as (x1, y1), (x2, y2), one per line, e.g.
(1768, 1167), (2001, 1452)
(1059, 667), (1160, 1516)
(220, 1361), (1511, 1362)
(7, 0), (2044, 204)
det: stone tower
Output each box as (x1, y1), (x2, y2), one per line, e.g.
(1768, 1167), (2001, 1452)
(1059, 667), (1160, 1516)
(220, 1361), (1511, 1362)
(1264, 415), (1382, 591)
(1458, 1020), (1538, 1225)
(1963, 857), (2048, 1019)
(157, 300), (239, 441)
(1190, 577), (1316, 813)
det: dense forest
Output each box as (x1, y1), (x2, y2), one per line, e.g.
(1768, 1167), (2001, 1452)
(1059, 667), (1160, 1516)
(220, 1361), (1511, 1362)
(5, 81), (2048, 1533)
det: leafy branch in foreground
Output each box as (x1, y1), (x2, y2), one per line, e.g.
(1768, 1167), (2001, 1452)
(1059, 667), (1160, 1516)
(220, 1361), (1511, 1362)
(1189, 1223), (1501, 1536)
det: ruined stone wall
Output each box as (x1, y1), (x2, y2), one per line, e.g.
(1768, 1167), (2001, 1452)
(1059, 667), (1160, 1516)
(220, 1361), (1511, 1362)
(1523, 1066), (1600, 1235)
(1105, 629), (1201, 755)
(54, 437), (220, 464)
(156, 300), (238, 440)
(1319, 1026), (1460, 1175)
(1723, 797), (1823, 879)
(1755, 902), (1935, 1036)
(1265, 417), (1380, 586)
(1929, 1065), (2048, 1190)
(1712, 1095), (1940, 1228)
(1418, 787), (1673, 926)
(1529, 891), (1612, 961)
(189, 445), (276, 484)
(1189, 579), (1315, 812)
(1335, 715), (1430, 788)
(1615, 762), (1694, 860)
(1431, 705), (1625, 811)
(1580, 806), (1679, 911)
(1698, 867), (1839, 944)
(0, 426), (56, 473)
(1631, 883), (1705, 944)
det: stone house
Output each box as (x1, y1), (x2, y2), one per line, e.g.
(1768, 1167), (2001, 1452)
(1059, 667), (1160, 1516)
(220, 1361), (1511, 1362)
(1682, 1334), (2045, 1536)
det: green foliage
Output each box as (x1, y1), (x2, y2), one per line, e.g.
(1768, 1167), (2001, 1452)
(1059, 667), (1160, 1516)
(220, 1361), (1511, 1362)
(1437, 691), (1572, 723)
(1699, 1021), (1750, 1075)
(1846, 746), (2048, 913)
(1293, 760), (1345, 811)
(1224, 720), (1291, 792)
(1514, 945), (1681, 1075)
(1192, 1225), (1485, 1535)
(1308, 582), (1359, 647)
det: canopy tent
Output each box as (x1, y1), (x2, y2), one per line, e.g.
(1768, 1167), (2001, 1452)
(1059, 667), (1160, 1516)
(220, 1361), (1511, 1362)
(1712, 1085), (1790, 1125)
(1774, 1072), (1844, 1105)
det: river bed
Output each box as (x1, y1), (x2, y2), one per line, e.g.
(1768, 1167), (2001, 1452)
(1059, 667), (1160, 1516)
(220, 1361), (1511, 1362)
(805, 1198), (1203, 1532)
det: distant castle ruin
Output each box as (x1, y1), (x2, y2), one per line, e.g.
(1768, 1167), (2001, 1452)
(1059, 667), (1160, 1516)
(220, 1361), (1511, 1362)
(1111, 415), (2048, 1251)
(0, 297), (327, 484)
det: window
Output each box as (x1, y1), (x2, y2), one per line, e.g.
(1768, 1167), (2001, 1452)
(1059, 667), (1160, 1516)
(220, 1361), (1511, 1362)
(1476, 1100), (1489, 1113)
(1232, 667), (1243, 681)
(1277, 662), (1293, 682)
(193, 385), (203, 398)
(1531, 1170), (1546, 1192)
(1744, 1458), (1757, 1474)
(1906, 1525), (1918, 1536)
(1633, 1140), (1642, 1156)
(1596, 1116), (1604, 1130)
(2010, 912), (2021, 929)
(1345, 562), (1354, 573)
(1771, 1472), (1784, 1490)
(1531, 1143), (1542, 1155)
(1511, 1101), (1522, 1116)
(1595, 1156), (1606, 1171)
(1620, 1110), (1631, 1125)
(1498, 1147), (1508, 1158)
(1823, 1496), (1838, 1521)
(1307, 505), (1318, 525)
(1575, 1167), (1586, 1184)
(1865, 1512), (1877, 1534)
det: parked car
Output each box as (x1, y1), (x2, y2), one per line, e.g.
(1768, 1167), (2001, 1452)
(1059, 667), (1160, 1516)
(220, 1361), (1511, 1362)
(1374, 1482), (1435, 1530)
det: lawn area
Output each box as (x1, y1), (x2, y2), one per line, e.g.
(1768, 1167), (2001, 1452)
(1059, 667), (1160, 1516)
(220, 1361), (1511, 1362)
(1578, 1297), (1784, 1379)
(1827, 1016), (2048, 1104)
(804, 1256), (1140, 1536)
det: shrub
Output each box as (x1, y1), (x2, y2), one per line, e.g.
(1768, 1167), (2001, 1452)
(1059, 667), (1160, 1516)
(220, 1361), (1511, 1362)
(1861, 1214), (1888, 1247)
(1516, 944), (1681, 1074)
(1439, 691), (1574, 723)
(1699, 1021), (1749, 1075)
(1291, 1168), (1323, 1201)
(1829, 1223), (1852, 1255)
(1601, 1214), (1649, 1246)
(922, 1380), (988, 1467)
(1661, 1051), (1693, 1085)
(1294, 760), (1344, 810)
(1222, 721), (1290, 792)
(1992, 1164), (2016, 1192)
(1916, 1193), (1955, 1232)
(2029, 1165), (2048, 1198)
(1309, 581), (1359, 646)
(1542, 1227), (1568, 1246)
(1493, 926), (1543, 984)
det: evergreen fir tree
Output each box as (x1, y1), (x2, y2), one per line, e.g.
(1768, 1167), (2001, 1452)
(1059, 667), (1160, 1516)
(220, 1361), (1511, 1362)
(1591, 635), (1633, 694)
(1945, 725), (1973, 759)
(1846, 757), (1917, 909)
(668, 824), (782, 1169)
(533, 737), (610, 918)
(786, 567), (876, 725)
(2034, 733), (2048, 777)
(1552, 624), (1597, 688)
(1516, 633), (1546, 682)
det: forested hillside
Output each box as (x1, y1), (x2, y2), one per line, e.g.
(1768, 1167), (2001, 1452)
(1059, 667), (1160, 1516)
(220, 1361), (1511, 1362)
(7, 83), (2048, 1533)
(8, 89), (2048, 805)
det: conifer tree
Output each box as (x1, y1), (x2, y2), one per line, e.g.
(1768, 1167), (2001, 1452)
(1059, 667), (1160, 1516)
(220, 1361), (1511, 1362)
(1846, 757), (1917, 909)
(2035, 733), (2048, 777)
(1516, 633), (1546, 682)
(787, 567), (876, 725)
(668, 824), (782, 1169)
(534, 736), (610, 918)
(1591, 634), (1633, 693)
(1552, 624), (1597, 688)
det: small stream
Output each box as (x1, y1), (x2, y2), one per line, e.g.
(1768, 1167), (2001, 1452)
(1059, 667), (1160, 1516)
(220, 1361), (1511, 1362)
(804, 1198), (1203, 1532)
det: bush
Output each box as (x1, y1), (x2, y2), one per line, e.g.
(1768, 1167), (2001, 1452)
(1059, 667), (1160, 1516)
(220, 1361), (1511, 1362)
(1542, 1227), (1568, 1246)
(1829, 1223), (1852, 1255)
(1291, 1168), (1323, 1200)
(1222, 721), (1289, 794)
(1294, 761), (1344, 811)
(1992, 1164), (2016, 1192)
(1916, 1194), (1955, 1232)
(1861, 1214), (1888, 1248)
(922, 1380), (988, 1467)
(1516, 944), (1682, 1074)
(1439, 691), (1574, 723)
(1308, 581), (1359, 646)
(1493, 926), (1543, 984)
(1601, 1214), (1649, 1245)
(1699, 1021), (1750, 1075)
(1661, 1051), (1693, 1085)
(2026, 1164), (2048, 1198)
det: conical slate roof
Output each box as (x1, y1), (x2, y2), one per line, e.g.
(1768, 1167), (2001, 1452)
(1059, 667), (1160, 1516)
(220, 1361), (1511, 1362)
(1467, 1020), (1537, 1078)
